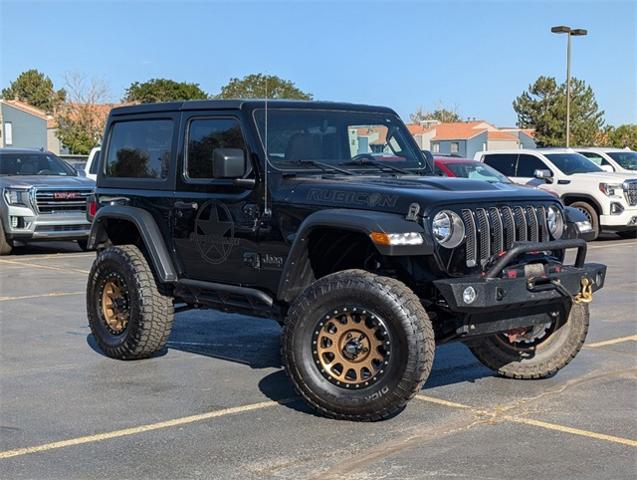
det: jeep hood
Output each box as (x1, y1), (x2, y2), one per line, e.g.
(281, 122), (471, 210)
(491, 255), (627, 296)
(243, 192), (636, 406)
(0, 175), (95, 189)
(276, 175), (559, 216)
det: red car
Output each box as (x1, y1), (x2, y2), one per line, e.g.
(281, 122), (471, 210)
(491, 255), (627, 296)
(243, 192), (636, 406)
(434, 156), (512, 183)
(434, 156), (560, 197)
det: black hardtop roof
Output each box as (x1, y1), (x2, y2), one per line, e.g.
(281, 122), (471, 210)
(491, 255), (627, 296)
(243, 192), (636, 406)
(110, 99), (397, 116)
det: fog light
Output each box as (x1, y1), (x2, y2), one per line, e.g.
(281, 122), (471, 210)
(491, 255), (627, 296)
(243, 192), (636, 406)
(610, 202), (624, 215)
(10, 216), (18, 228)
(463, 286), (477, 305)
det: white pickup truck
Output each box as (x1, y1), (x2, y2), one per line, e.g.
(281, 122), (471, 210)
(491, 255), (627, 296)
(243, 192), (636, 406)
(575, 148), (637, 174)
(474, 148), (637, 240)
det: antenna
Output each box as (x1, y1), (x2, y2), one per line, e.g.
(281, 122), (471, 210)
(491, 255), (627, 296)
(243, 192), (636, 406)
(263, 75), (271, 216)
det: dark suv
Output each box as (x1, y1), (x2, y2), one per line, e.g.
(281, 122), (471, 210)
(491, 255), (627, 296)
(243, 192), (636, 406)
(86, 100), (606, 421)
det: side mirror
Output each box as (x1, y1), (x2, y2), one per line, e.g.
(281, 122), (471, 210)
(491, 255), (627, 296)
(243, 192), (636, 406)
(212, 148), (246, 178)
(534, 169), (553, 182)
(600, 164), (614, 173)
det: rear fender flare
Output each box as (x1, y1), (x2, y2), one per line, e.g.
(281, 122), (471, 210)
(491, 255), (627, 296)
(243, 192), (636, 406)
(88, 205), (177, 283)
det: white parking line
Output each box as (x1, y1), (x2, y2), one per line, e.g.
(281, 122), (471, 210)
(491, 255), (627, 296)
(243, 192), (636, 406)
(585, 335), (637, 348)
(588, 241), (637, 250)
(0, 291), (83, 302)
(0, 400), (290, 460)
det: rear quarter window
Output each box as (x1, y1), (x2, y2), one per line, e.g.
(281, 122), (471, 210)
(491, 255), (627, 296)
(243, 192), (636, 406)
(105, 119), (173, 179)
(482, 154), (517, 177)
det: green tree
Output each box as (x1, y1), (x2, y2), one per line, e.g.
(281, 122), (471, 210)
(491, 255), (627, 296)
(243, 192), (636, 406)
(605, 124), (637, 149)
(513, 75), (605, 147)
(410, 106), (461, 123)
(124, 78), (209, 103)
(216, 74), (312, 100)
(1, 69), (66, 113)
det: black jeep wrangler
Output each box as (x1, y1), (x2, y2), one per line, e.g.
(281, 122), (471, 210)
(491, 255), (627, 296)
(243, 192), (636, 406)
(86, 100), (606, 421)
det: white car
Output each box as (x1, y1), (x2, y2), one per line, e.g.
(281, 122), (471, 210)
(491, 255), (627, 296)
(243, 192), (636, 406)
(84, 146), (101, 181)
(474, 148), (637, 240)
(575, 147), (637, 174)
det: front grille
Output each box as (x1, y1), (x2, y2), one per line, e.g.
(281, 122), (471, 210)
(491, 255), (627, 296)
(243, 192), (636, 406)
(461, 205), (551, 268)
(624, 180), (637, 206)
(35, 190), (91, 213)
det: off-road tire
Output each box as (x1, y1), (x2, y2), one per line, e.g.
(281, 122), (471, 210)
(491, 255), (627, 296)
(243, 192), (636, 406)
(0, 222), (13, 255)
(282, 269), (435, 421)
(570, 201), (599, 241)
(467, 303), (589, 379)
(87, 245), (174, 359)
(617, 230), (637, 239)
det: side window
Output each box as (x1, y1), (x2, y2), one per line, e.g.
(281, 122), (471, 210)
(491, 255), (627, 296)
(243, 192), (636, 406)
(105, 120), (173, 179)
(580, 152), (609, 167)
(187, 118), (247, 179)
(483, 154), (516, 176)
(434, 166), (447, 176)
(516, 154), (548, 177)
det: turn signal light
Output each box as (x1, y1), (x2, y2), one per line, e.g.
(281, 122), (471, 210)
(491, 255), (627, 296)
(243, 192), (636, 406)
(369, 232), (423, 246)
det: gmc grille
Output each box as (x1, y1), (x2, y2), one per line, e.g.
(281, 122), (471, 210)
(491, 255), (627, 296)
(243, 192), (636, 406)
(624, 180), (637, 206)
(35, 190), (91, 213)
(461, 205), (551, 268)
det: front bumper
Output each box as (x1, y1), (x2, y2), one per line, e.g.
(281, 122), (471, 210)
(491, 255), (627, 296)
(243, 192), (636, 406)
(600, 206), (637, 228)
(433, 239), (607, 337)
(434, 262), (605, 314)
(3, 205), (90, 241)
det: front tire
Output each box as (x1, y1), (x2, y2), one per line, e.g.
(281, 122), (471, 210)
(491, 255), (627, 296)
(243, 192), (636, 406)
(467, 303), (589, 379)
(0, 222), (13, 255)
(570, 201), (599, 241)
(77, 239), (91, 251)
(87, 245), (174, 359)
(282, 269), (435, 421)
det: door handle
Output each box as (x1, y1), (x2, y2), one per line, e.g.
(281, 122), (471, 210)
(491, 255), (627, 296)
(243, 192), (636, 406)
(175, 201), (198, 209)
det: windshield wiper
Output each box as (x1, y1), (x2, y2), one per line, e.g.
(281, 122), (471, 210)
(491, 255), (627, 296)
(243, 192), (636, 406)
(340, 157), (411, 175)
(291, 159), (356, 175)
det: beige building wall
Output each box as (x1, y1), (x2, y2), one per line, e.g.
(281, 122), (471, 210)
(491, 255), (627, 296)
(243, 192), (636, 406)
(47, 128), (61, 154)
(486, 139), (519, 151)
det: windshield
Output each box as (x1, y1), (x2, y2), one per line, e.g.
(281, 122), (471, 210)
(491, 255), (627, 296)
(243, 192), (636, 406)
(254, 109), (428, 172)
(0, 152), (76, 176)
(444, 162), (511, 183)
(544, 153), (602, 175)
(608, 151), (637, 170)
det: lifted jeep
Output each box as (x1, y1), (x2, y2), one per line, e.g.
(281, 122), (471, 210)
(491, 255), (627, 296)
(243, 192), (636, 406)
(86, 100), (606, 421)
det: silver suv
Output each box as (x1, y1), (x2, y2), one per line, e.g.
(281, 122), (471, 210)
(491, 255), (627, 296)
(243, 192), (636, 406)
(0, 148), (95, 254)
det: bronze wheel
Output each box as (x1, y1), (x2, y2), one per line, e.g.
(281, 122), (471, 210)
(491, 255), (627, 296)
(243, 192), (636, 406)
(100, 274), (129, 335)
(313, 307), (391, 388)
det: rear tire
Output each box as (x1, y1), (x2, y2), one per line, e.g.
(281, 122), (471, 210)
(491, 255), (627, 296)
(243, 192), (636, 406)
(0, 222), (12, 255)
(87, 245), (174, 359)
(467, 303), (589, 379)
(570, 201), (599, 241)
(282, 269), (435, 421)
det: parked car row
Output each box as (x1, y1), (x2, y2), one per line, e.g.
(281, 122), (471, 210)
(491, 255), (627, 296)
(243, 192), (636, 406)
(472, 148), (637, 240)
(0, 147), (95, 254)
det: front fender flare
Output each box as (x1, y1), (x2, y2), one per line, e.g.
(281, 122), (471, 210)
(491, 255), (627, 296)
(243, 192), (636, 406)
(88, 205), (177, 282)
(277, 208), (432, 303)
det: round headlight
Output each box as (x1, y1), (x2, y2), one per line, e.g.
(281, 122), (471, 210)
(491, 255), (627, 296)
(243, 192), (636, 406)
(432, 210), (465, 248)
(547, 205), (564, 239)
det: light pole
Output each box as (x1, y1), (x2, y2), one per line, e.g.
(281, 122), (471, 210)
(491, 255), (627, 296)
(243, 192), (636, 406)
(551, 25), (587, 147)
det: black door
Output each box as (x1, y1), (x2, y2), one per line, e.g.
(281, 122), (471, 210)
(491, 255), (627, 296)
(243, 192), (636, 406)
(171, 112), (261, 286)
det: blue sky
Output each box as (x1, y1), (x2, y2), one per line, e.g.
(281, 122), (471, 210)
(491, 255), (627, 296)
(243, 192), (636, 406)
(1, 0), (635, 126)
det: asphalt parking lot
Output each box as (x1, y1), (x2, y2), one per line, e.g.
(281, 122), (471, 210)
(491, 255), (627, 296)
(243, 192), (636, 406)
(0, 237), (635, 479)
